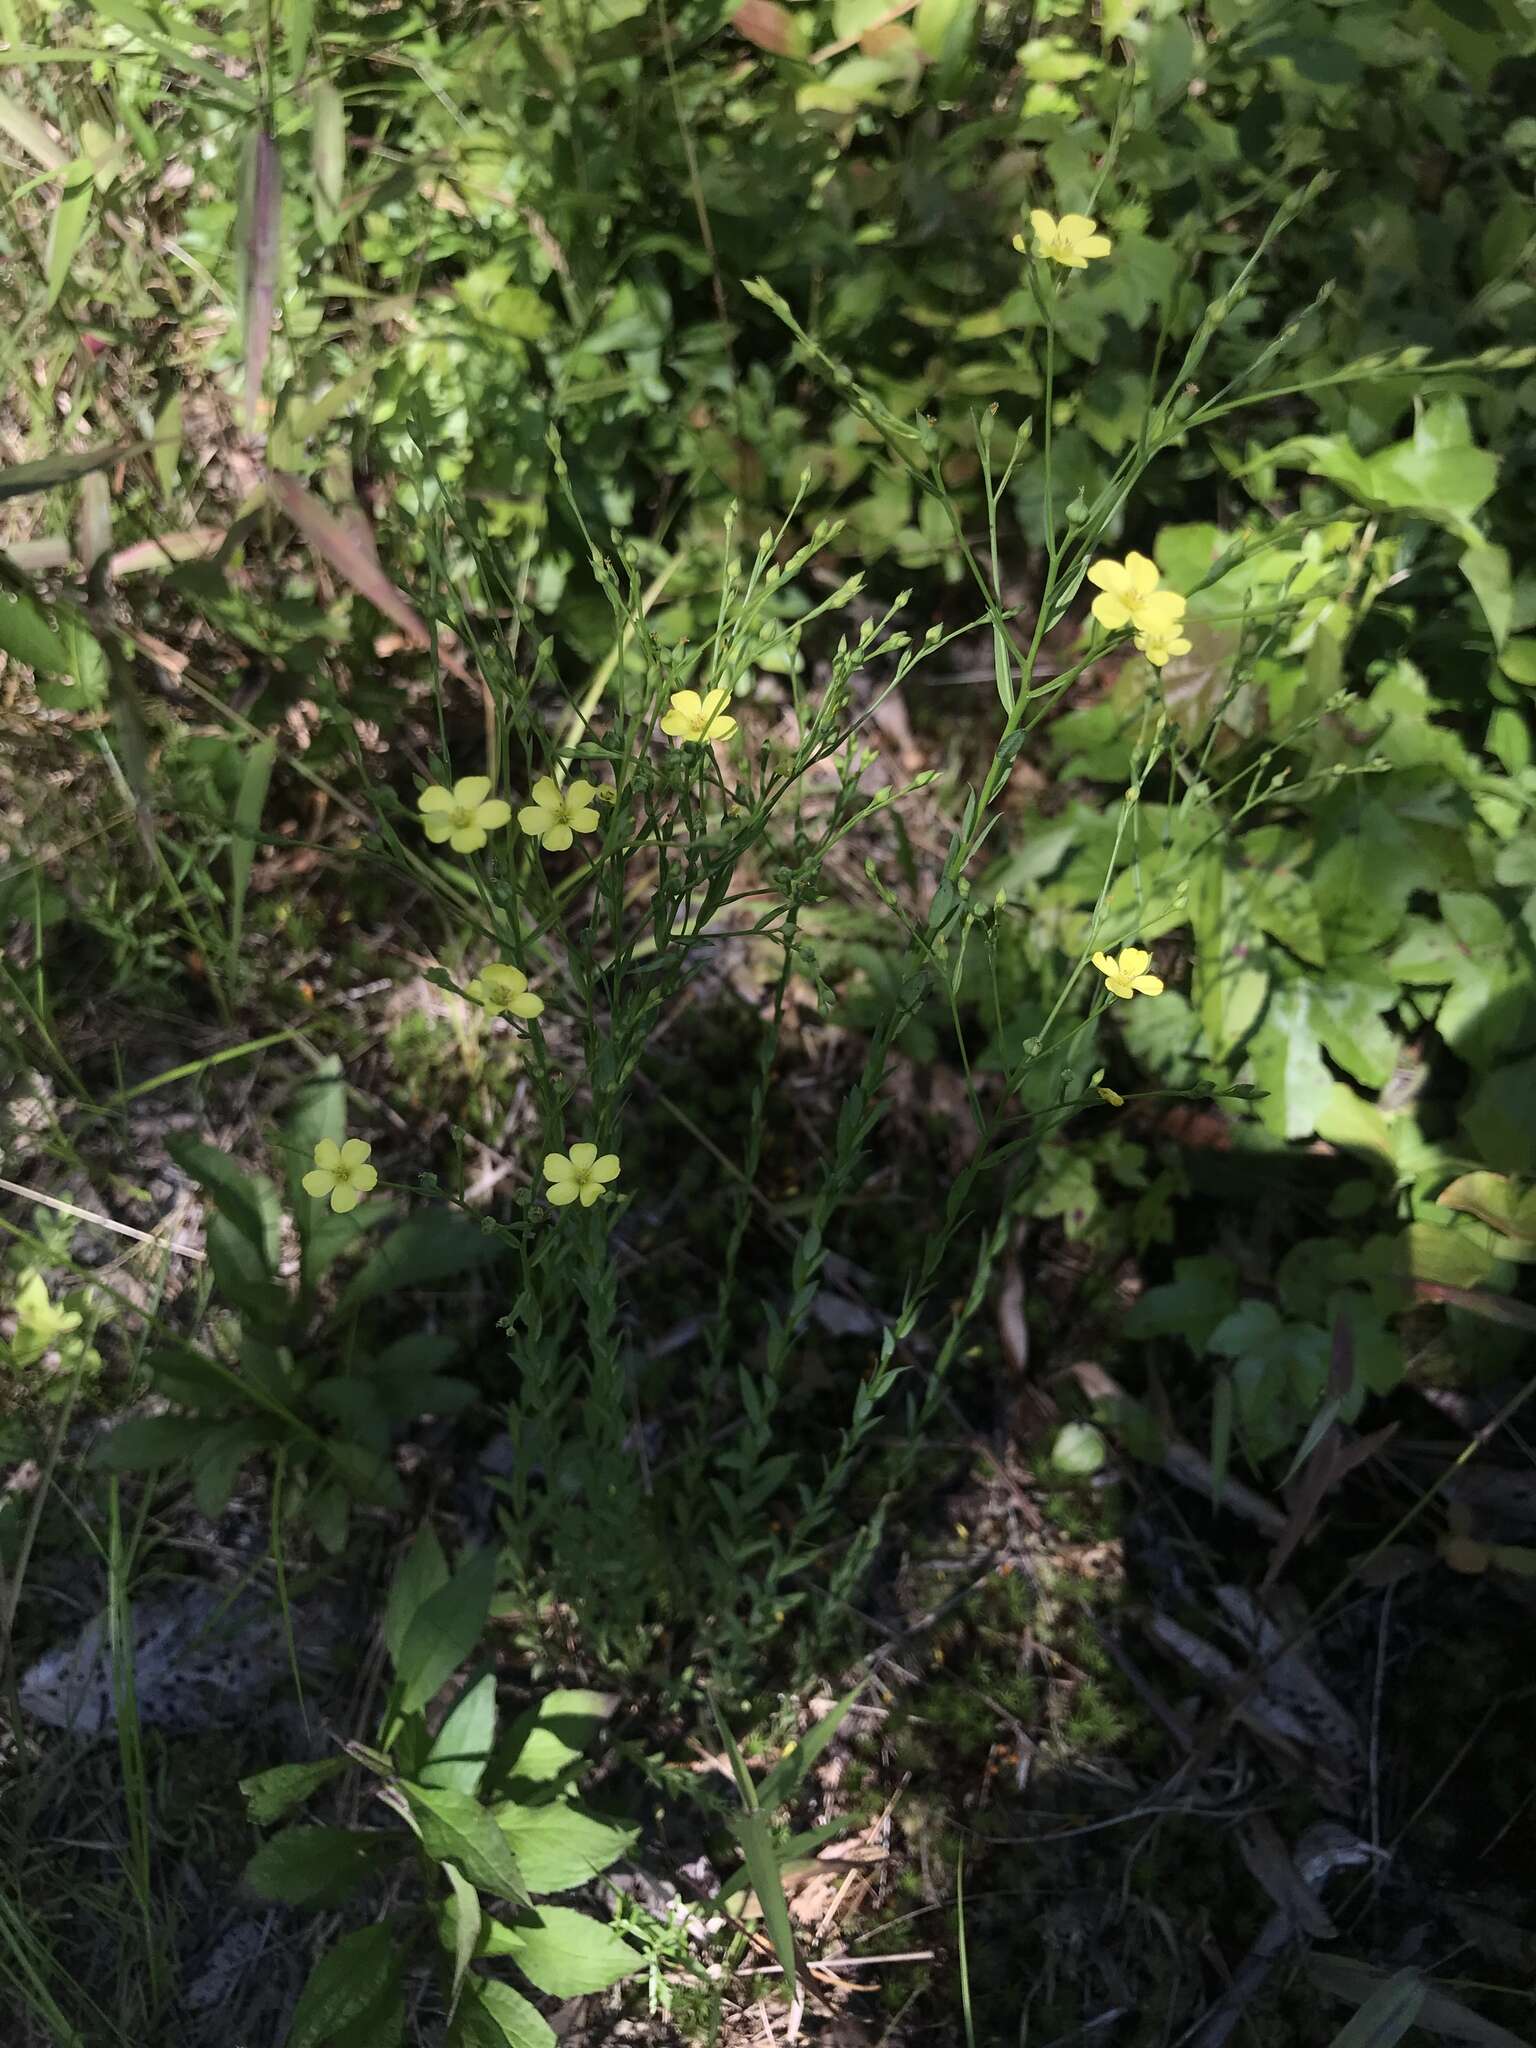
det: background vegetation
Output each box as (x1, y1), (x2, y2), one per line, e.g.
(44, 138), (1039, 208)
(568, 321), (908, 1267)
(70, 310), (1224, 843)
(2, 0), (1535, 2041)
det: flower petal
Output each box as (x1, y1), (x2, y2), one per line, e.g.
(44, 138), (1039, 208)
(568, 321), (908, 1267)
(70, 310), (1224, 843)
(1030, 209), (1057, 240)
(330, 1182), (361, 1213)
(542, 1153), (573, 1182)
(1117, 948), (1151, 978)
(313, 1138), (342, 1171)
(579, 1180), (604, 1207)
(453, 775), (491, 807)
(422, 817), (454, 843)
(568, 1143), (598, 1171)
(590, 1154), (621, 1183)
(475, 799), (511, 831)
(1081, 235), (1112, 258)
(531, 777), (562, 809)
(449, 824), (488, 853)
(340, 1139), (372, 1168)
(1091, 952), (1116, 977)
(302, 1168), (336, 1197)
(541, 824), (573, 852)
(568, 808), (599, 833)
(1131, 974), (1165, 997)
(1105, 977), (1136, 1000)
(418, 784), (453, 812)
(546, 1180), (579, 1205)
(565, 780), (595, 809)
(349, 1163), (379, 1191)
(509, 993), (544, 1019)
(1125, 552), (1160, 596)
(518, 804), (553, 835)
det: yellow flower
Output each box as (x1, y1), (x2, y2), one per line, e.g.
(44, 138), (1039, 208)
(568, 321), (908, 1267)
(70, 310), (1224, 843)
(1091, 1068), (1125, 1108)
(542, 1142), (621, 1209)
(1086, 554), (1187, 634)
(1023, 209), (1112, 269)
(302, 1138), (378, 1213)
(463, 963), (543, 1020)
(417, 776), (513, 854)
(518, 776), (600, 853)
(1092, 947), (1164, 1002)
(1135, 619), (1193, 667)
(660, 686), (739, 745)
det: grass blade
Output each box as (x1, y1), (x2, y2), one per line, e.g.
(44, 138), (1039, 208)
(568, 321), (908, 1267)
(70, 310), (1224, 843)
(238, 126), (281, 431)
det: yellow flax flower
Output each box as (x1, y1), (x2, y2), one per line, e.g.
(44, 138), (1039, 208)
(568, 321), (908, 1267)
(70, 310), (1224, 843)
(1021, 209), (1112, 269)
(463, 963), (543, 1020)
(1134, 618), (1193, 668)
(542, 1142), (621, 1209)
(518, 776), (600, 853)
(1091, 1068), (1125, 1108)
(1086, 554), (1187, 634)
(417, 776), (513, 854)
(660, 687), (739, 745)
(302, 1138), (378, 1213)
(1092, 947), (1164, 1001)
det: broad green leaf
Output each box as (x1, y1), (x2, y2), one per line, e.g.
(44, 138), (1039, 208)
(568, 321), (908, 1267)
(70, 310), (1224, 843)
(424, 1673), (498, 1796)
(1050, 1422), (1107, 1476)
(395, 1545), (498, 1715)
(913, 0), (973, 66)
(333, 1211), (502, 1317)
(491, 1905), (640, 1997)
(1461, 544), (1511, 648)
(207, 1211), (288, 1327)
(1397, 1222), (1498, 1291)
(399, 1782), (530, 1904)
(240, 1758), (348, 1825)
(1437, 1173), (1536, 1245)
(494, 1799), (638, 1893)
(0, 587), (71, 674)
(501, 1689), (618, 1791)
(192, 1421), (271, 1518)
(95, 1415), (213, 1470)
(1497, 636), (1536, 686)
(245, 1826), (395, 1906)
(443, 1862), (480, 2020)
(285, 1927), (402, 2048)
(1307, 976), (1399, 1091)
(447, 1978), (556, 2048)
(1248, 985), (1335, 1141)
(383, 1525), (448, 1666)
(1464, 1054), (1536, 1175)
(1122, 1256), (1239, 1351)
(165, 1135), (281, 1266)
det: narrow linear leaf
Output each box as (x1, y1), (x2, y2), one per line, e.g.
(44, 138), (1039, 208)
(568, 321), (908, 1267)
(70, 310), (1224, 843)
(732, 1808), (798, 1987)
(46, 162), (94, 313)
(443, 1862), (481, 2021)
(239, 126), (281, 431)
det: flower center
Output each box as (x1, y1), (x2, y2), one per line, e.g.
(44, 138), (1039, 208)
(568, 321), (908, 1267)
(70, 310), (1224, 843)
(451, 803), (476, 828)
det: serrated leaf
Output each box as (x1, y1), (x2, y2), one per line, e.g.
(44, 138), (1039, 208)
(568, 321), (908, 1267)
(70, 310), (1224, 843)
(395, 1545), (497, 1715)
(285, 1927), (401, 2048)
(403, 1785), (536, 1908)
(443, 1862), (481, 2020)
(447, 1978), (556, 2048)
(424, 1673), (498, 1796)
(494, 1799), (637, 1893)
(492, 1905), (640, 1997)
(240, 1757), (348, 1825)
(383, 1525), (448, 1666)
(501, 1689), (617, 1792)
(245, 1826), (394, 1906)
